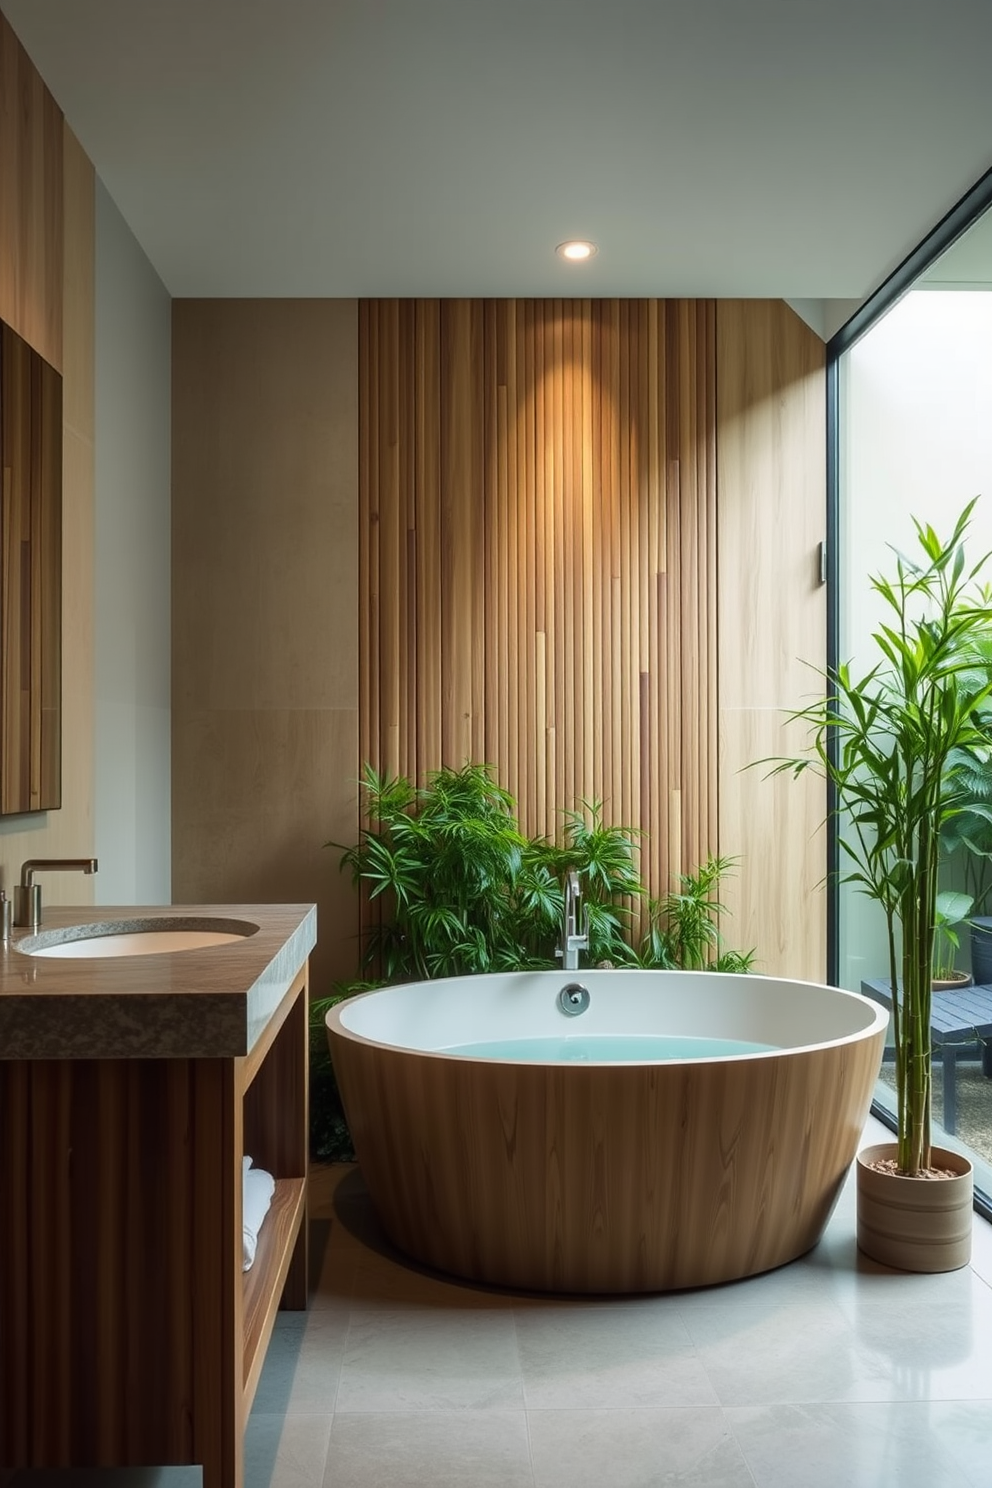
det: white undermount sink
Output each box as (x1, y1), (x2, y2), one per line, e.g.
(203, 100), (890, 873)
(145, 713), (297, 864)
(19, 917), (259, 958)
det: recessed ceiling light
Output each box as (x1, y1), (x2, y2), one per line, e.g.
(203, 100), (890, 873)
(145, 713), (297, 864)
(556, 240), (598, 262)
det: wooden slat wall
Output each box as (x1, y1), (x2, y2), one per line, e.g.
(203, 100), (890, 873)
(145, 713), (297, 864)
(0, 12), (63, 373)
(360, 298), (718, 918)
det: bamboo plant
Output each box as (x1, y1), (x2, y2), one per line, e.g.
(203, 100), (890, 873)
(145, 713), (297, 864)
(771, 503), (992, 1175)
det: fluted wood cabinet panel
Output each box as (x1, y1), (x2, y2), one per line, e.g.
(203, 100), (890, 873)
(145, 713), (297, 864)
(360, 298), (718, 911)
(0, 12), (63, 371)
(716, 300), (827, 980)
(0, 1057), (240, 1481)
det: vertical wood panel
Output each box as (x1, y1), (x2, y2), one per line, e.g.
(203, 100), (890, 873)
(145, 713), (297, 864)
(716, 300), (827, 980)
(0, 323), (62, 813)
(359, 299), (723, 927)
(0, 13), (63, 371)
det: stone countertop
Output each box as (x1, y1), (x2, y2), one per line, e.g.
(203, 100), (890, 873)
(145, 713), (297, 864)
(0, 902), (317, 1061)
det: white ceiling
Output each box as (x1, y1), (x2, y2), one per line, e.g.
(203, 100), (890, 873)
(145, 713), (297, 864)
(3, 0), (992, 325)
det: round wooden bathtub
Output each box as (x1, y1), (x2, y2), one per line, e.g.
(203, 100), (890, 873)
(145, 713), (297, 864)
(325, 970), (887, 1293)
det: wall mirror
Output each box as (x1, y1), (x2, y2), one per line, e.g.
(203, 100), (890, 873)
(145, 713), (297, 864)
(0, 318), (62, 814)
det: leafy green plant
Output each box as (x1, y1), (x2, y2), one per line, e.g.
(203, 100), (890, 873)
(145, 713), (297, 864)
(767, 502), (992, 1175)
(528, 800), (645, 967)
(635, 856), (756, 973)
(939, 636), (992, 917)
(332, 764), (663, 979)
(317, 761), (755, 1159)
(931, 888), (974, 982)
(333, 761), (550, 979)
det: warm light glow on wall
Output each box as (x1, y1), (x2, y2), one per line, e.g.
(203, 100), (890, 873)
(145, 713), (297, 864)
(358, 298), (719, 932)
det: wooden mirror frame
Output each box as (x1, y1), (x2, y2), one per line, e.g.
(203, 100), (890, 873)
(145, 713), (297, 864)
(0, 319), (62, 814)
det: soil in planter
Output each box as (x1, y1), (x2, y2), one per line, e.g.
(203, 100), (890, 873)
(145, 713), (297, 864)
(932, 970), (973, 992)
(864, 1154), (960, 1180)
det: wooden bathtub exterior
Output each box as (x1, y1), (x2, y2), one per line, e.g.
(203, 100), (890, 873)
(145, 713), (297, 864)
(327, 986), (885, 1293)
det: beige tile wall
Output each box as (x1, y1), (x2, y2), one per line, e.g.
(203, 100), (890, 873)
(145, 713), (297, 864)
(171, 300), (359, 997)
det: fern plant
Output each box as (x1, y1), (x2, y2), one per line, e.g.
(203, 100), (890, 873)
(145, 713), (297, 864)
(635, 856), (755, 972)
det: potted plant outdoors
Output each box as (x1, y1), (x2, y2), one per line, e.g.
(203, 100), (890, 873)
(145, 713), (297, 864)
(770, 502), (992, 1271)
(940, 705), (992, 984)
(930, 888), (974, 991)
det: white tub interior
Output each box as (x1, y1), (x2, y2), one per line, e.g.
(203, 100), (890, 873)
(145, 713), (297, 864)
(336, 969), (887, 1057)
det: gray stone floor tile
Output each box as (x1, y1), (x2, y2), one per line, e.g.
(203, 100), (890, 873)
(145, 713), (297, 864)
(515, 1303), (716, 1409)
(323, 1411), (534, 1487)
(728, 1401), (985, 1488)
(244, 1413), (332, 1488)
(925, 1400), (992, 1485)
(681, 1298), (897, 1406)
(835, 1289), (992, 1400)
(335, 1309), (525, 1412)
(528, 1408), (755, 1488)
(251, 1311), (346, 1417)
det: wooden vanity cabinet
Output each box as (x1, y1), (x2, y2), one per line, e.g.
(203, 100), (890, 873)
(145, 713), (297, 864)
(0, 958), (309, 1488)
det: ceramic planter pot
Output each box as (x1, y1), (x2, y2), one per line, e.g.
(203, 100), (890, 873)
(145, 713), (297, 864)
(856, 1142), (973, 1272)
(932, 969), (973, 993)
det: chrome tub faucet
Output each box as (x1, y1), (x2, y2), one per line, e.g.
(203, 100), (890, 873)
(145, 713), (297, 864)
(558, 869), (590, 972)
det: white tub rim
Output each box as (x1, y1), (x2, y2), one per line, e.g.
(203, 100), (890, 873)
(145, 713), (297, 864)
(326, 967), (889, 1065)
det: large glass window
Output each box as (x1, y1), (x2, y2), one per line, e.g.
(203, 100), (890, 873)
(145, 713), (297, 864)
(836, 204), (992, 1202)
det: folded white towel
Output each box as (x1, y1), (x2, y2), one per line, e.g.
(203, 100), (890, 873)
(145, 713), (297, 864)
(243, 1155), (276, 1272)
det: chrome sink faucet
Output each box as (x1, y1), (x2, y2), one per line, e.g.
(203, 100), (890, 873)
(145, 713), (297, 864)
(558, 869), (590, 972)
(14, 857), (99, 930)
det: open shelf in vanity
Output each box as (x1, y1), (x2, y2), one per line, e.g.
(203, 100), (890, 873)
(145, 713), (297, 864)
(240, 960), (310, 1413)
(0, 902), (316, 1488)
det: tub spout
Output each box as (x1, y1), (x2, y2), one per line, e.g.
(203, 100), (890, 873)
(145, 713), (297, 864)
(558, 870), (589, 971)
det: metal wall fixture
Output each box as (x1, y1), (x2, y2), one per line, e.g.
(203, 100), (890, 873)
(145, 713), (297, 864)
(558, 982), (590, 1016)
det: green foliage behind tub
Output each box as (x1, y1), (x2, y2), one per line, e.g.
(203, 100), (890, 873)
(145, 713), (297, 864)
(310, 761), (754, 1161)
